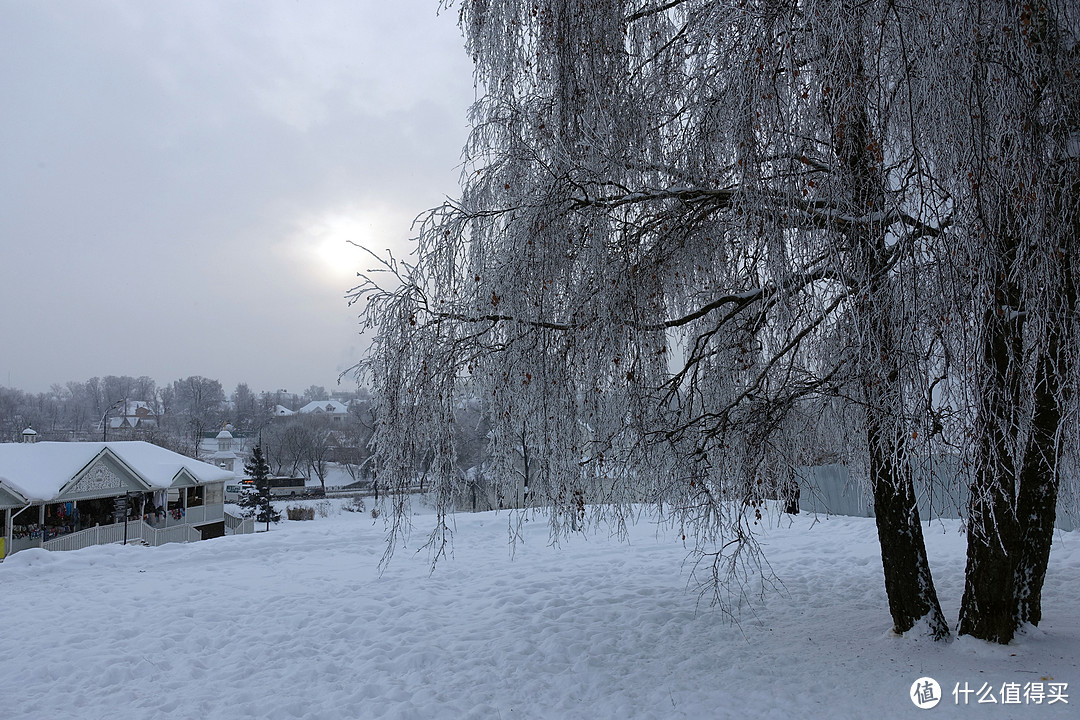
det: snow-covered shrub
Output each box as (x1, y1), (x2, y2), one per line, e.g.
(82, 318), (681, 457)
(287, 506), (315, 521)
(342, 496), (366, 513)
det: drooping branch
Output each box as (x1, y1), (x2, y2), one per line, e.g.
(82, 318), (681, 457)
(627, 0), (694, 24)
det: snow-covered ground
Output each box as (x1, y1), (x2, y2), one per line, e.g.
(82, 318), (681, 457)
(2, 501), (1076, 719)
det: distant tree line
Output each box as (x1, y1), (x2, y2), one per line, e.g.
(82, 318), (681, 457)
(0, 376), (369, 472)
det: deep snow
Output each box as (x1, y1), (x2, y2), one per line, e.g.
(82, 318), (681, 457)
(2, 500), (1076, 719)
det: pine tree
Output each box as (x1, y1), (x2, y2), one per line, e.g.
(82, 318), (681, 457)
(242, 441), (280, 531)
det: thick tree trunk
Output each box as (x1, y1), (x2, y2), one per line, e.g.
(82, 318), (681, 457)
(957, 0), (1075, 644)
(828, 0), (948, 639)
(858, 303), (949, 639)
(961, 270), (1071, 641)
(960, 485), (1020, 641)
(859, 275), (949, 638)
(832, 1), (948, 637)
(1014, 351), (1062, 627)
(959, 287), (1024, 642)
(868, 419), (951, 638)
(1014, 235), (1075, 627)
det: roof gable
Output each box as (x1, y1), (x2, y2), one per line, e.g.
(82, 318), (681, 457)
(0, 484), (28, 510)
(59, 449), (151, 500)
(170, 468), (199, 488)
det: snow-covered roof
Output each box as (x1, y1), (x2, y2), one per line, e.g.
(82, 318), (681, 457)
(298, 400), (349, 415)
(0, 441), (234, 503)
(216, 429), (233, 439)
(274, 405), (295, 417)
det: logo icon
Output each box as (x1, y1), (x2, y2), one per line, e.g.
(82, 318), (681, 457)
(911, 677), (942, 709)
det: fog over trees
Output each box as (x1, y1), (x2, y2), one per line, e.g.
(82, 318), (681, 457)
(354, 0), (1078, 644)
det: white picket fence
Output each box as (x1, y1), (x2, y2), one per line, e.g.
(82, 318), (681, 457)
(42, 520), (202, 553)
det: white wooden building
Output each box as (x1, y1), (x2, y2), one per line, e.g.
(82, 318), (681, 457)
(0, 439), (247, 559)
(297, 400), (350, 424)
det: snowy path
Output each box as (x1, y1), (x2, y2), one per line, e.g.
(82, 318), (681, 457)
(2, 504), (1076, 719)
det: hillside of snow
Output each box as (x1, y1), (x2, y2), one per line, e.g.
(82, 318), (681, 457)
(2, 500), (1077, 719)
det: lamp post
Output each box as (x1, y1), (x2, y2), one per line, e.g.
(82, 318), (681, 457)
(101, 399), (125, 442)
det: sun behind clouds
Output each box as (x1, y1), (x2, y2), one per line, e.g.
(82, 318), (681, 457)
(291, 205), (410, 284)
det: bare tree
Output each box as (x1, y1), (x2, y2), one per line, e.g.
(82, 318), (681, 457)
(232, 382), (271, 433)
(169, 376), (225, 458)
(303, 385), (330, 403)
(303, 415), (335, 494)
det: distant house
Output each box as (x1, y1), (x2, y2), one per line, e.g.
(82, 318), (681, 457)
(0, 438), (247, 560)
(272, 405), (296, 418)
(297, 400), (350, 424)
(100, 400), (159, 433)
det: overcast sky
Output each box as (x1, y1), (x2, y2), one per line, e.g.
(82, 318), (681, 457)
(0, 0), (474, 395)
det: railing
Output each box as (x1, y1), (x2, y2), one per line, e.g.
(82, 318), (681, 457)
(40, 520), (202, 553)
(145, 503), (225, 529)
(182, 504), (208, 526)
(224, 511), (255, 535)
(44, 523), (128, 552)
(14, 504), (237, 557)
(143, 523), (202, 545)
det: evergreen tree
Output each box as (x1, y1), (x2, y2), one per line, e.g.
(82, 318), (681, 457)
(241, 441), (280, 531)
